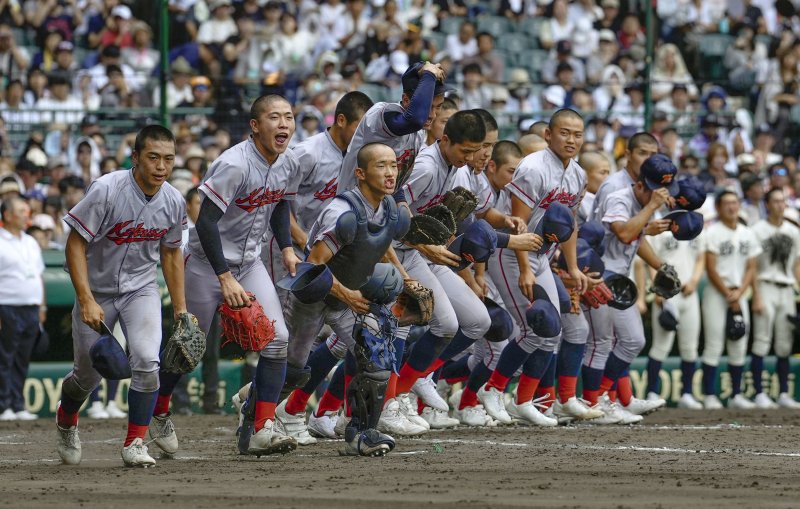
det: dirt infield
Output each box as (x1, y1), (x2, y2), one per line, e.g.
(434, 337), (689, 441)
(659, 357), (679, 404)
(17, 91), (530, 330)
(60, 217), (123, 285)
(1, 409), (798, 509)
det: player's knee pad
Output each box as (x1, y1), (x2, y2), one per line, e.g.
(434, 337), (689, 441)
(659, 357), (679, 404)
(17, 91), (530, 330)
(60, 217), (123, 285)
(130, 369), (160, 393)
(326, 333), (349, 360)
(347, 369), (390, 431)
(260, 336), (288, 359)
(62, 374), (94, 402)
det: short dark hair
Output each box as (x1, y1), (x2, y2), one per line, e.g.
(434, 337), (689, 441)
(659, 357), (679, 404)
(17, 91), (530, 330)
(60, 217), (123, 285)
(764, 187), (784, 204)
(250, 94), (291, 121)
(134, 124), (176, 154)
(476, 31), (493, 41)
(548, 108), (584, 130)
(472, 109), (499, 132)
(356, 142), (389, 170)
(335, 91), (374, 124)
(440, 98), (458, 112)
(443, 110), (486, 144)
(0, 196), (25, 222)
(58, 175), (86, 194)
(714, 189), (739, 207)
(491, 141), (523, 167)
(462, 63), (482, 75)
(185, 186), (200, 202)
(627, 132), (658, 151)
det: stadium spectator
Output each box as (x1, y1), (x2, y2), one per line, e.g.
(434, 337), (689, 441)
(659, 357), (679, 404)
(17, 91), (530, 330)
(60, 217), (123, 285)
(153, 56), (195, 108)
(594, 0), (622, 33)
(592, 65), (625, 113)
(462, 31), (504, 84)
(650, 43), (698, 101)
(26, 0), (83, 45)
(121, 22), (159, 78)
(0, 22), (29, 80)
(35, 74), (85, 125)
(445, 19), (477, 62)
(459, 62), (491, 109)
(541, 39), (586, 86)
(586, 28), (620, 84)
(0, 79), (39, 128)
(98, 4), (134, 49)
(505, 68), (540, 114)
(29, 27), (62, 72)
(656, 83), (695, 128)
(539, 0), (573, 50)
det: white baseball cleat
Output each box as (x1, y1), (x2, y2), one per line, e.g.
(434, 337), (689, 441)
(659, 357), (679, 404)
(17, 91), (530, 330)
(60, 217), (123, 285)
(448, 389), (463, 411)
(411, 376), (450, 412)
(397, 392), (431, 430)
(15, 410), (38, 421)
(248, 419), (297, 457)
(105, 401), (127, 419)
(121, 438), (156, 468)
(676, 393), (703, 410)
(646, 391), (663, 402)
(420, 407), (459, 429)
(557, 396), (604, 421)
(777, 393), (800, 409)
(477, 385), (512, 424)
(703, 395), (724, 410)
(506, 400), (557, 427)
(455, 404), (493, 427)
(589, 395), (627, 425)
(728, 394), (757, 410)
(378, 399), (427, 436)
(333, 410), (350, 437)
(57, 425), (82, 465)
(149, 413), (179, 455)
(753, 392), (779, 409)
(623, 396), (665, 415)
(275, 400), (317, 446)
(307, 410), (339, 439)
(87, 401), (110, 419)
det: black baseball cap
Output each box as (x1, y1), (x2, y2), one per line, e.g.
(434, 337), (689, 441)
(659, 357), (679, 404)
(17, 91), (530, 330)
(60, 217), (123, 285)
(402, 62), (449, 96)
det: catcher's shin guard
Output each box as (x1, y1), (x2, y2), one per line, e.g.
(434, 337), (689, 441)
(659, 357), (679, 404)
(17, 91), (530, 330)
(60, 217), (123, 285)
(347, 370), (390, 431)
(237, 384), (257, 455)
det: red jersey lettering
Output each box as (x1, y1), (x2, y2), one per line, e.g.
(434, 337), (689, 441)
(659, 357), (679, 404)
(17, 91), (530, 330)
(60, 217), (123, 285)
(235, 187), (286, 212)
(106, 221), (169, 245)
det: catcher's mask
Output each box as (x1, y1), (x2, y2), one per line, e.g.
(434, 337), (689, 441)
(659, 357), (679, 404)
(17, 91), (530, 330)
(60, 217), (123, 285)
(525, 285), (561, 338)
(360, 263), (404, 304)
(90, 321), (131, 380)
(603, 271), (639, 310)
(448, 219), (497, 271)
(484, 298), (514, 342)
(276, 262), (334, 304)
(535, 202), (574, 255)
(662, 210), (704, 241)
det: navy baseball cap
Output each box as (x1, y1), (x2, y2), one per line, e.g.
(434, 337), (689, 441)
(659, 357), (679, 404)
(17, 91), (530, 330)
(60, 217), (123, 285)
(91, 325), (131, 380)
(671, 176), (706, 211)
(663, 210), (704, 241)
(448, 219), (497, 271)
(726, 308), (746, 340)
(658, 300), (679, 331)
(525, 285), (561, 338)
(558, 238), (605, 275)
(276, 262), (333, 304)
(534, 202), (574, 254)
(402, 62), (449, 96)
(553, 274), (571, 313)
(577, 220), (606, 257)
(484, 298), (514, 342)
(640, 153), (679, 196)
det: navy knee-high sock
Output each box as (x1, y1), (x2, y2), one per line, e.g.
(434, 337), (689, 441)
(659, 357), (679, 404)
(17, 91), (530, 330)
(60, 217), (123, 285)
(89, 385), (102, 403)
(255, 357), (287, 404)
(466, 362), (492, 393)
(107, 379), (120, 402)
(437, 329), (478, 363)
(581, 365), (603, 392)
(159, 371), (183, 397)
(646, 358), (663, 395)
(440, 355), (471, 381)
(392, 337), (406, 373)
(702, 363), (717, 396)
(751, 355), (764, 394)
(326, 361), (345, 400)
(601, 352), (629, 384)
(557, 341), (585, 378)
(494, 341), (531, 380)
(298, 342), (340, 395)
(681, 360), (696, 395)
(777, 357), (790, 394)
(405, 330), (448, 372)
(127, 388), (157, 426)
(729, 364), (744, 396)
(523, 350), (553, 382)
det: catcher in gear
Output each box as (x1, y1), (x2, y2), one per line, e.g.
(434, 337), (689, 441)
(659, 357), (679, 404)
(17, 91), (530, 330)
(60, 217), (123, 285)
(270, 142), (422, 456)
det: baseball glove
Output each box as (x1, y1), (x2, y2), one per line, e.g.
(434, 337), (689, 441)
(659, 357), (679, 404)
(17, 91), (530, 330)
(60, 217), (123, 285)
(391, 279), (434, 326)
(218, 293), (276, 352)
(441, 186), (478, 224)
(161, 313), (206, 374)
(403, 204), (456, 245)
(652, 263), (682, 299)
(581, 283), (614, 309)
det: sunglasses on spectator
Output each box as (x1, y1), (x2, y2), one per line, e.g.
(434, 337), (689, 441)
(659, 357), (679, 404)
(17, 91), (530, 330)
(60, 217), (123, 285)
(772, 168), (788, 176)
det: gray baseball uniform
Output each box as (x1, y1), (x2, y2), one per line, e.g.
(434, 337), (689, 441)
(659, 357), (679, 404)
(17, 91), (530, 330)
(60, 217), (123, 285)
(185, 137), (300, 359)
(338, 103), (424, 194)
(486, 148), (586, 353)
(584, 185), (646, 368)
(590, 168), (634, 221)
(63, 169), (186, 393)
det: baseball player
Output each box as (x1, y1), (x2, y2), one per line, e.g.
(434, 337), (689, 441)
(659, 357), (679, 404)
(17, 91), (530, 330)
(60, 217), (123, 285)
(750, 187), (800, 408)
(262, 92), (374, 288)
(56, 125), (188, 467)
(480, 108), (591, 426)
(277, 142), (410, 456)
(645, 229), (706, 409)
(577, 151), (610, 226)
(582, 154), (677, 423)
(157, 94), (303, 457)
(701, 190), (761, 410)
(590, 132), (659, 222)
(337, 61), (447, 195)
(424, 98), (458, 148)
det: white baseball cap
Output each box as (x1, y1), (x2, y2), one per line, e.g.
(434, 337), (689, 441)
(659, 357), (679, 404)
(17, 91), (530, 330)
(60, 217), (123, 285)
(111, 5), (132, 20)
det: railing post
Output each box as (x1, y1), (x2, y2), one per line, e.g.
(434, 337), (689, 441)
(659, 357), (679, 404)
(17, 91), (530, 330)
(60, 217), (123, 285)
(643, 0), (654, 132)
(159, 0), (170, 128)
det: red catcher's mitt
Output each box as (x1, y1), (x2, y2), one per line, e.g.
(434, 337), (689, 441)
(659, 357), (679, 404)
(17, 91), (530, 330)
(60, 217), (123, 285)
(218, 293), (275, 352)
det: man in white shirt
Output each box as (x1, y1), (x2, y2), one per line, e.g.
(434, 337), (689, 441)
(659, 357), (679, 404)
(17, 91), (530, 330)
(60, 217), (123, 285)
(0, 197), (45, 422)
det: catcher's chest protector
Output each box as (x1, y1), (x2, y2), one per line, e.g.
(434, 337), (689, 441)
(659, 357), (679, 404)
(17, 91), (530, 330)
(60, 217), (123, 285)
(326, 190), (403, 293)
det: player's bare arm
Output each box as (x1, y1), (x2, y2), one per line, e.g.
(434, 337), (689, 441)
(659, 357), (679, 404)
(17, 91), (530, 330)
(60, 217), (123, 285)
(561, 229), (588, 293)
(306, 240), (370, 314)
(65, 230), (104, 330)
(160, 244), (188, 319)
(610, 188), (670, 244)
(411, 242), (461, 267)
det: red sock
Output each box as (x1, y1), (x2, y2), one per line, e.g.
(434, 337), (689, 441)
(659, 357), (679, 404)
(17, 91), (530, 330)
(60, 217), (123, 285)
(254, 401), (277, 431)
(344, 374), (353, 417)
(285, 389), (311, 415)
(383, 372), (398, 404)
(599, 376), (614, 396)
(417, 399), (426, 414)
(536, 386), (554, 409)
(153, 394), (171, 416)
(558, 375), (577, 403)
(608, 390), (617, 402)
(57, 406), (78, 428)
(395, 364), (426, 395)
(445, 376), (469, 385)
(485, 371), (511, 393)
(124, 423), (149, 447)
(583, 389), (599, 406)
(314, 390), (344, 417)
(427, 358), (445, 374)
(516, 375), (540, 404)
(617, 376), (633, 406)
(459, 387), (479, 410)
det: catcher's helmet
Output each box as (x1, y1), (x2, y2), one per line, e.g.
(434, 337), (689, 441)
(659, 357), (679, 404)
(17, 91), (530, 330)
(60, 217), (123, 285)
(360, 263), (404, 304)
(603, 272), (639, 310)
(276, 262), (333, 304)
